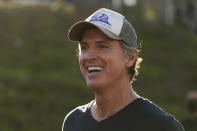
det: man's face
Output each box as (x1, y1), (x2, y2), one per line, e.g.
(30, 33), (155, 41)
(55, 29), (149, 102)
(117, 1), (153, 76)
(79, 29), (132, 91)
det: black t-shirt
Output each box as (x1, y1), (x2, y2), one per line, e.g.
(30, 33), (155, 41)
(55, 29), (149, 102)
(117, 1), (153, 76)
(62, 98), (185, 131)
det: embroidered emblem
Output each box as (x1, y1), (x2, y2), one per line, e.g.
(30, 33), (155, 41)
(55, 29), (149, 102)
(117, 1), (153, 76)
(90, 12), (111, 26)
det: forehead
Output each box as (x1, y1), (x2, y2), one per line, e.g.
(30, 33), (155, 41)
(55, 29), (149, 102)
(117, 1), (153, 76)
(81, 28), (111, 42)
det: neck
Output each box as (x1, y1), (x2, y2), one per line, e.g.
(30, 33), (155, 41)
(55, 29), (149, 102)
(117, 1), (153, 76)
(91, 83), (139, 121)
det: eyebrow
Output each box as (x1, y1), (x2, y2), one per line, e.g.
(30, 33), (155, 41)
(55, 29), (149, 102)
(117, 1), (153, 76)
(96, 40), (106, 44)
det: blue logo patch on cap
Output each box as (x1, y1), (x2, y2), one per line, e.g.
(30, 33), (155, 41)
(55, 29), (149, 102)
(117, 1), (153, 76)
(90, 12), (111, 26)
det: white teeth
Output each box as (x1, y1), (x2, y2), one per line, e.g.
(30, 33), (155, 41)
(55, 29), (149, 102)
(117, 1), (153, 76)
(88, 67), (103, 71)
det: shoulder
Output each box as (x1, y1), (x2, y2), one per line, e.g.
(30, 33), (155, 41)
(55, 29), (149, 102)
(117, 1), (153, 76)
(136, 98), (185, 131)
(154, 113), (185, 131)
(62, 101), (94, 131)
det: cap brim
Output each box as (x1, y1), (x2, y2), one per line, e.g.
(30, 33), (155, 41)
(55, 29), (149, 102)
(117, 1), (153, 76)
(68, 21), (120, 42)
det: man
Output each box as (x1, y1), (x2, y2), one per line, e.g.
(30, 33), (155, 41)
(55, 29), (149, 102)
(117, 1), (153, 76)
(182, 90), (197, 131)
(62, 8), (184, 131)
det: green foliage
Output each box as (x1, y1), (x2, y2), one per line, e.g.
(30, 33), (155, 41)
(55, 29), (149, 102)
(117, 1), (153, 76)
(0, 3), (196, 131)
(0, 4), (92, 131)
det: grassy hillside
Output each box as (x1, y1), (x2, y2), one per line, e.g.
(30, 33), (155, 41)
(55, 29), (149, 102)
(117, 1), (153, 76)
(0, 3), (196, 131)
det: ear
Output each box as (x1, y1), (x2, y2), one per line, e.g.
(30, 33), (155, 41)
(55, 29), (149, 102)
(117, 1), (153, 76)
(125, 50), (138, 68)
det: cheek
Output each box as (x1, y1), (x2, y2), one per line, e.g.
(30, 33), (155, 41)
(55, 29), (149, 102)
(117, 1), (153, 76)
(79, 55), (89, 79)
(110, 55), (128, 71)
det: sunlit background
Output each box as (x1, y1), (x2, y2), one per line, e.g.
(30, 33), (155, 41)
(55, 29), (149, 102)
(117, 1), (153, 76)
(0, 0), (197, 130)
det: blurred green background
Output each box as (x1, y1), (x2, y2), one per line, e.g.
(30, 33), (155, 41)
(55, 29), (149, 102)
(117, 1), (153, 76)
(0, 0), (197, 130)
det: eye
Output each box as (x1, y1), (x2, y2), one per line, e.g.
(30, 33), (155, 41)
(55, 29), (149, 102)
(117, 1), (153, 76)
(80, 44), (88, 51)
(99, 44), (108, 48)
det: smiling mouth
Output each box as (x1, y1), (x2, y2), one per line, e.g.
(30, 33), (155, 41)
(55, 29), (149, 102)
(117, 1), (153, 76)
(87, 67), (104, 73)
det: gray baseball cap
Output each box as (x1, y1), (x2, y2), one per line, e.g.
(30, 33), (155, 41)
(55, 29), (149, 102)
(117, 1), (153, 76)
(68, 8), (137, 49)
